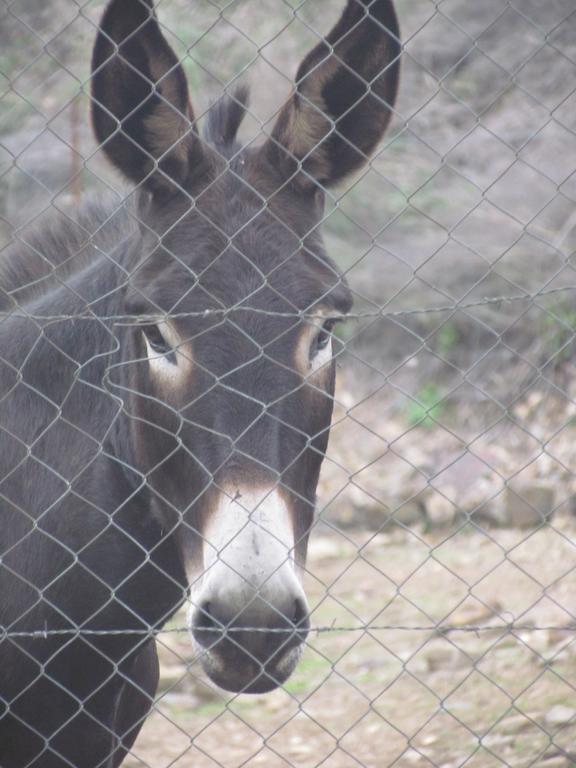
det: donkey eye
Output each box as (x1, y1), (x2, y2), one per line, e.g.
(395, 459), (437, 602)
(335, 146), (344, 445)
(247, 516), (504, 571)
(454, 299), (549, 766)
(311, 320), (336, 359)
(142, 324), (171, 355)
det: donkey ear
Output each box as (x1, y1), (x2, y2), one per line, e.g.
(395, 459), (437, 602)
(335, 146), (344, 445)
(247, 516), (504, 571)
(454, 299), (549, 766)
(265, 0), (400, 189)
(91, 0), (205, 193)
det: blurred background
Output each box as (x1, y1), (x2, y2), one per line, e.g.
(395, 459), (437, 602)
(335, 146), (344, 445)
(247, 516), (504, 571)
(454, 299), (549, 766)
(2, 1), (576, 766)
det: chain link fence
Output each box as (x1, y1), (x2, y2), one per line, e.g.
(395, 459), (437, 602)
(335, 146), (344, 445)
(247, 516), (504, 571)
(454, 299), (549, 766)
(2, 0), (576, 766)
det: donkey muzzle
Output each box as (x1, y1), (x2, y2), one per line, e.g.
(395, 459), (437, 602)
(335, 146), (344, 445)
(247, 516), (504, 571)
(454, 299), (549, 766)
(189, 487), (309, 693)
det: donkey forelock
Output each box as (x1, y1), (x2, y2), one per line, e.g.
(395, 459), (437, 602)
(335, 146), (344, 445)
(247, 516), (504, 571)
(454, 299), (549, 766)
(204, 85), (251, 151)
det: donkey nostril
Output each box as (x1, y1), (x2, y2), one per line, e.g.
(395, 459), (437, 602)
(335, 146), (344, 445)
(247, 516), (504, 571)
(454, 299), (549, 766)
(193, 601), (223, 647)
(197, 600), (214, 626)
(292, 597), (309, 628)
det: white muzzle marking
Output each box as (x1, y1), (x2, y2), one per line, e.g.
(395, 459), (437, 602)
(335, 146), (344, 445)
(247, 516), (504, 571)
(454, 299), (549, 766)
(188, 486), (303, 623)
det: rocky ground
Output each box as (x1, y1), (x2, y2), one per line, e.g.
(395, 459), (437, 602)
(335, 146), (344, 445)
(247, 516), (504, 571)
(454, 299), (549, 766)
(318, 363), (576, 535)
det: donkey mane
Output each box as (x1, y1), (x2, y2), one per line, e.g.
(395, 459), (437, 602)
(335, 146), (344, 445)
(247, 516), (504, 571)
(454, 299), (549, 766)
(0, 198), (136, 312)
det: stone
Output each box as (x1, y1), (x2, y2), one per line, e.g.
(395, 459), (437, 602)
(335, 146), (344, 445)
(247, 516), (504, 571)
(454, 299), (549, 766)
(389, 500), (427, 527)
(319, 488), (388, 531)
(308, 536), (353, 561)
(423, 643), (472, 673)
(426, 490), (457, 528)
(361, 501), (394, 531)
(536, 758), (571, 768)
(447, 599), (502, 629)
(323, 495), (428, 532)
(404, 751), (424, 764)
(544, 704), (576, 727)
(504, 483), (555, 528)
(157, 664), (187, 693)
(499, 714), (534, 735)
(157, 692), (197, 710)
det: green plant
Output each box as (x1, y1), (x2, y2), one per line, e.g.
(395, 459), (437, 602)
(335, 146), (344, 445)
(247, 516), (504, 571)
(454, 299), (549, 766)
(543, 303), (576, 363)
(194, 701), (226, 718)
(406, 384), (445, 429)
(282, 654), (331, 696)
(436, 321), (460, 358)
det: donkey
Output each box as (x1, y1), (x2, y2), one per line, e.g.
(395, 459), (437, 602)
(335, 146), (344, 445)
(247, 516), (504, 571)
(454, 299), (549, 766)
(0, 0), (399, 765)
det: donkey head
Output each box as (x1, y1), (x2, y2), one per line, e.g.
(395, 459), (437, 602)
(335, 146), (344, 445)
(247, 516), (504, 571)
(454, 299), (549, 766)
(92, 0), (399, 694)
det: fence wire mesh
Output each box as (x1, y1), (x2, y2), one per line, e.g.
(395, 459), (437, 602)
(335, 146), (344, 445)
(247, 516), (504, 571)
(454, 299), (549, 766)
(1, 0), (576, 766)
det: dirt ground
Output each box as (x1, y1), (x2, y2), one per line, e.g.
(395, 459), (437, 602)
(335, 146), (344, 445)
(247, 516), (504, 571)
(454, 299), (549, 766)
(124, 522), (576, 768)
